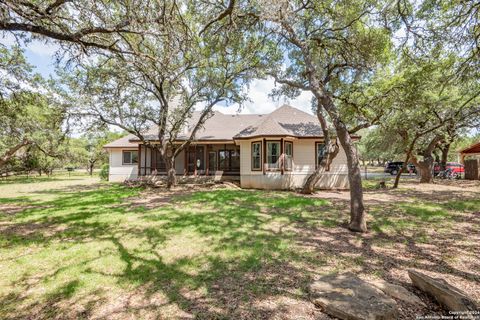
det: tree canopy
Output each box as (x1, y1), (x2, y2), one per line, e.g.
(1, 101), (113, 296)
(0, 46), (68, 170)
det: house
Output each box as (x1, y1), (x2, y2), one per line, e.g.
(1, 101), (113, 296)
(459, 141), (480, 180)
(103, 105), (354, 189)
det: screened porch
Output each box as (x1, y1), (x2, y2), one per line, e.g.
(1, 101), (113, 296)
(137, 143), (240, 176)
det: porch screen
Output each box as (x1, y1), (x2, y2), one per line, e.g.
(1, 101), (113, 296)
(219, 148), (240, 172)
(208, 151), (216, 172)
(285, 141), (293, 170)
(151, 149), (166, 172)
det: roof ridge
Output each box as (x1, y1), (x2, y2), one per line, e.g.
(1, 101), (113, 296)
(275, 104), (316, 118)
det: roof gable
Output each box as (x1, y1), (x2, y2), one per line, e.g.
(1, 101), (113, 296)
(234, 105), (322, 139)
(460, 141), (480, 154)
(103, 134), (138, 148)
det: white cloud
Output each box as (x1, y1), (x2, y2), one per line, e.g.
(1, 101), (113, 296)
(214, 77), (314, 115)
(1, 33), (18, 46)
(1, 32), (60, 56)
(27, 40), (60, 57)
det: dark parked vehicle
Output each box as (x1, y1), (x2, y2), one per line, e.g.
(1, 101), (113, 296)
(384, 162), (417, 175)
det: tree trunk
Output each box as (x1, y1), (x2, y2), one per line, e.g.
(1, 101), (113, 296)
(88, 161), (94, 176)
(0, 139), (30, 169)
(166, 157), (176, 189)
(393, 150), (413, 189)
(317, 96), (367, 232)
(301, 140), (339, 193)
(440, 144), (450, 171)
(393, 165), (404, 189)
(411, 155), (434, 183)
(338, 130), (367, 232)
(284, 42), (367, 231)
(301, 105), (339, 194)
(411, 135), (442, 183)
(419, 161), (433, 183)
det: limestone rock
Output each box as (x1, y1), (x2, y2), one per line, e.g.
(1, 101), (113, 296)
(408, 270), (479, 313)
(368, 278), (426, 307)
(309, 273), (398, 320)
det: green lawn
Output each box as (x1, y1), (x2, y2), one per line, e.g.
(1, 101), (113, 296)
(0, 174), (479, 319)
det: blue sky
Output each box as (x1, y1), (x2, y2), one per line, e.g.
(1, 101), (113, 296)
(1, 34), (314, 116)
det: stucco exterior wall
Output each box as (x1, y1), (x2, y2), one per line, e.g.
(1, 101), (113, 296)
(108, 148), (138, 182)
(238, 138), (349, 190)
(107, 147), (186, 182)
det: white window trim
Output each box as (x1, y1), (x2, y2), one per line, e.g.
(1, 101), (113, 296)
(122, 150), (138, 165)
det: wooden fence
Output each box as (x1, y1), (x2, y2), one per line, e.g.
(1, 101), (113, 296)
(464, 159), (480, 180)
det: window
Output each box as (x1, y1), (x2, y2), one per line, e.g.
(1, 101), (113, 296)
(316, 143), (326, 167)
(266, 141), (281, 169)
(122, 150), (138, 165)
(251, 142), (262, 171)
(285, 141), (293, 170)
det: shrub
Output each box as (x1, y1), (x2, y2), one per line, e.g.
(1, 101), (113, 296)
(99, 164), (109, 181)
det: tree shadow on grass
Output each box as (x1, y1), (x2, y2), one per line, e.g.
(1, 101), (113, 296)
(1, 185), (479, 319)
(0, 187), (334, 319)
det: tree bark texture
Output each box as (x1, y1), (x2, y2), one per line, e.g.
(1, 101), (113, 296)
(166, 156), (176, 189)
(301, 105), (339, 194)
(411, 135), (443, 183)
(319, 97), (367, 232)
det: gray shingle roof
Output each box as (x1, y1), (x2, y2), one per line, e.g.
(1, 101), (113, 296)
(103, 134), (138, 148)
(130, 111), (266, 141)
(104, 105), (323, 147)
(234, 105), (322, 139)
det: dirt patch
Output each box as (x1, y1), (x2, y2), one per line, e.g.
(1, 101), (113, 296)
(310, 180), (480, 205)
(125, 182), (238, 209)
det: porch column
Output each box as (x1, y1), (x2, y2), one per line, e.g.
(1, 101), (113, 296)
(194, 144), (197, 176)
(280, 138), (284, 175)
(263, 138), (266, 175)
(153, 146), (157, 175)
(137, 144), (141, 177)
(143, 145), (147, 176)
(224, 144), (227, 171)
(206, 144), (210, 176)
(184, 147), (188, 176)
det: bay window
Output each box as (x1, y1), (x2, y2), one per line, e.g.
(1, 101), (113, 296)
(316, 143), (326, 167)
(285, 141), (293, 170)
(251, 142), (262, 171)
(266, 141), (281, 169)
